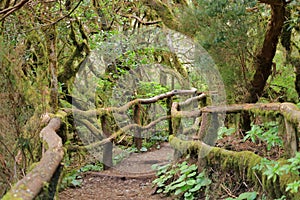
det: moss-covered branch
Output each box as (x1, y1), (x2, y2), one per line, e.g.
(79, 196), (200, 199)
(200, 103), (300, 125)
(68, 88), (199, 118)
(2, 118), (63, 200)
(58, 21), (90, 84)
(171, 102), (300, 126)
(77, 115), (171, 150)
(169, 135), (300, 199)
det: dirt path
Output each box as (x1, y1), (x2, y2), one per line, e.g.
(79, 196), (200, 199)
(59, 143), (174, 200)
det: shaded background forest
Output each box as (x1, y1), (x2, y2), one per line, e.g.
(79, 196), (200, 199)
(0, 0), (300, 198)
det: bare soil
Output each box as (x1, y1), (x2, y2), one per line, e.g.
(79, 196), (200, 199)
(59, 175), (171, 200)
(59, 143), (174, 200)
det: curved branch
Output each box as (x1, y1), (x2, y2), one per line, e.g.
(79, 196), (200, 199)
(77, 115), (171, 150)
(48, 0), (83, 26)
(120, 13), (161, 25)
(69, 88), (198, 117)
(0, 0), (30, 21)
(179, 93), (206, 108)
(3, 118), (63, 200)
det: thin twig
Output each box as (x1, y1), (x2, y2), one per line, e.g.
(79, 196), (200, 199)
(120, 13), (161, 25)
(220, 183), (237, 198)
(0, 0), (30, 21)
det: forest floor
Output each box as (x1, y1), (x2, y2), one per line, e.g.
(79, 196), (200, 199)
(59, 143), (174, 200)
(59, 133), (282, 200)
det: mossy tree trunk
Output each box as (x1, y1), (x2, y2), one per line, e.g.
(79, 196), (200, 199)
(133, 103), (142, 151)
(244, 1), (286, 103)
(44, 25), (58, 112)
(100, 115), (113, 170)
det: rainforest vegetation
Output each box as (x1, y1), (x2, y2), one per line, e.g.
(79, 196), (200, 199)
(1, 0), (300, 199)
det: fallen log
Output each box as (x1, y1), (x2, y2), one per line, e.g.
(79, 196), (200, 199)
(2, 118), (63, 200)
(169, 135), (300, 199)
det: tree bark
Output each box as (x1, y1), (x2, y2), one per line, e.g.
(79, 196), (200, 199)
(133, 104), (142, 151)
(294, 60), (300, 99)
(100, 115), (113, 170)
(244, 2), (286, 103)
(241, 1), (286, 130)
(44, 22), (58, 112)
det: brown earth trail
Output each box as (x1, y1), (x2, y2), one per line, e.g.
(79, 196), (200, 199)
(59, 143), (174, 200)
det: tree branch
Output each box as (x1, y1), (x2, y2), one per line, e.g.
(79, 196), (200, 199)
(0, 0), (30, 21)
(120, 13), (161, 25)
(2, 118), (63, 200)
(75, 115), (171, 150)
(69, 88), (198, 117)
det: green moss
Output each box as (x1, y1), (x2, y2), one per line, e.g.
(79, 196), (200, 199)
(1, 192), (23, 200)
(171, 116), (181, 135)
(2, 184), (30, 200)
(169, 136), (300, 199)
(54, 110), (68, 119)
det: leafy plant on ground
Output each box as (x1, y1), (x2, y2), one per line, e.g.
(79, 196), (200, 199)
(253, 158), (284, 182)
(60, 162), (103, 190)
(281, 152), (300, 175)
(218, 126), (236, 139)
(152, 161), (211, 200)
(79, 163), (103, 172)
(243, 124), (264, 143)
(253, 152), (300, 193)
(60, 169), (83, 190)
(286, 181), (300, 194)
(243, 121), (282, 150)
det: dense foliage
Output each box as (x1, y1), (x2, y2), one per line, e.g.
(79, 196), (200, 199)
(0, 0), (300, 199)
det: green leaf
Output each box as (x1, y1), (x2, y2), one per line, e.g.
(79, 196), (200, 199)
(286, 180), (300, 193)
(197, 177), (212, 186)
(175, 188), (184, 196)
(189, 183), (202, 192)
(157, 188), (163, 193)
(180, 164), (189, 171)
(169, 181), (186, 190)
(187, 171), (197, 177)
(70, 179), (82, 187)
(140, 146), (148, 152)
(238, 192), (257, 200)
(184, 192), (192, 197)
(186, 179), (196, 185)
